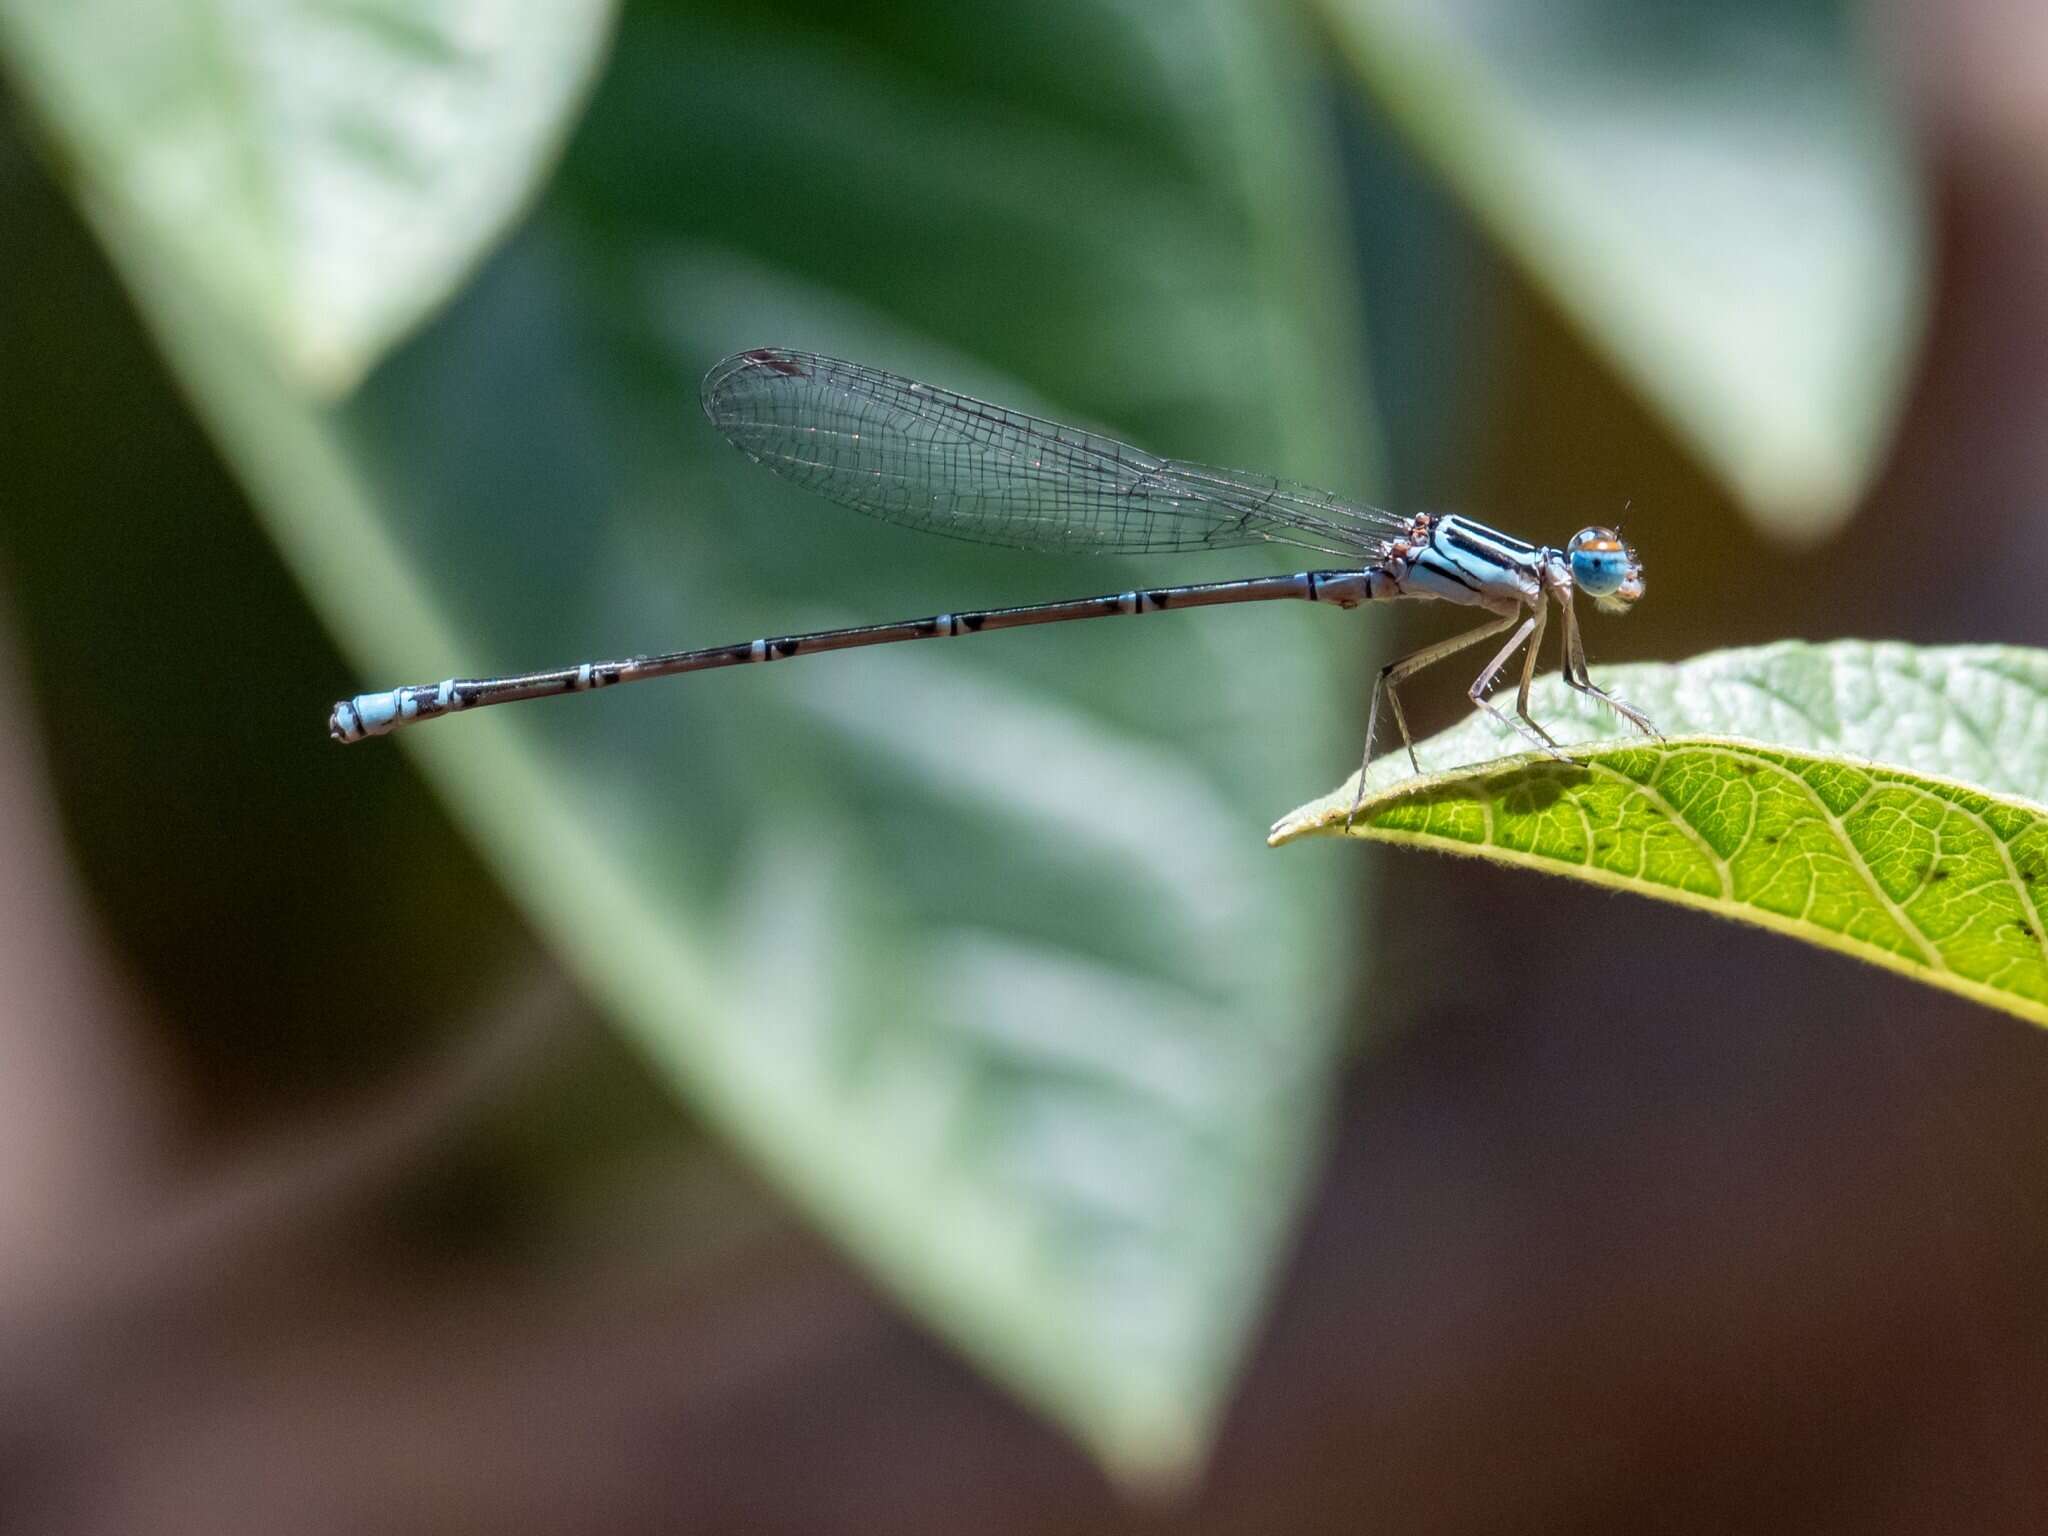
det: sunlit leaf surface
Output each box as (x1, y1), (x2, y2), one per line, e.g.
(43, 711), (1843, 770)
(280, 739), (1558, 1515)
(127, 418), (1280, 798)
(1317, 0), (1925, 539)
(1277, 643), (2048, 1026)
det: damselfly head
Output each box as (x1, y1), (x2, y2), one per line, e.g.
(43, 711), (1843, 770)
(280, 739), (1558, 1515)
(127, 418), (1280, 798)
(1567, 527), (1643, 615)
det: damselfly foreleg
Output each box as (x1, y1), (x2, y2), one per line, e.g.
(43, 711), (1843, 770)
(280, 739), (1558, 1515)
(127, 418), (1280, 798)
(1513, 596), (1556, 748)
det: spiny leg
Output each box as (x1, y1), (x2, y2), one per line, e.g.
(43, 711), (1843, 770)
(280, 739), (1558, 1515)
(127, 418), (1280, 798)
(1465, 612), (1564, 756)
(1346, 612), (1519, 827)
(1514, 595), (1555, 745)
(1559, 597), (1658, 737)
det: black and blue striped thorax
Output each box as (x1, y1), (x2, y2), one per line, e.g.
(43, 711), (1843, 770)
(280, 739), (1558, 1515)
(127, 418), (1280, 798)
(1383, 513), (1550, 609)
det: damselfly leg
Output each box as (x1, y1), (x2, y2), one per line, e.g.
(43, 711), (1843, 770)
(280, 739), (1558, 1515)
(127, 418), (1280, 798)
(1513, 596), (1554, 742)
(1464, 608), (1560, 755)
(1559, 593), (1658, 738)
(1349, 611), (1519, 827)
(1345, 585), (1641, 829)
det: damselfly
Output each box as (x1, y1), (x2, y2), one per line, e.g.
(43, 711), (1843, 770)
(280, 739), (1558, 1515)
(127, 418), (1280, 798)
(330, 348), (1655, 819)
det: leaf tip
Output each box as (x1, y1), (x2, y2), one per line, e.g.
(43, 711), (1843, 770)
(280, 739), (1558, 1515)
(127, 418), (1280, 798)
(1268, 792), (1353, 847)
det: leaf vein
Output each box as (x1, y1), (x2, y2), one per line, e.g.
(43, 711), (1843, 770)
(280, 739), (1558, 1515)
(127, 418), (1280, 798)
(1583, 760), (1731, 901)
(1716, 746), (1944, 972)
(1964, 796), (2048, 973)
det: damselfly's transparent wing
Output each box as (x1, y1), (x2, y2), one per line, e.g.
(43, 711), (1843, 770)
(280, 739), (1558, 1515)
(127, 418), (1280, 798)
(701, 349), (1404, 561)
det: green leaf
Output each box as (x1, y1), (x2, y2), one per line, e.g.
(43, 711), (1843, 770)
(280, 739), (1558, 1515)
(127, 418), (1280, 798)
(74, 0), (1374, 1483)
(1315, 0), (1926, 539)
(0, 0), (618, 394)
(1274, 641), (2048, 1027)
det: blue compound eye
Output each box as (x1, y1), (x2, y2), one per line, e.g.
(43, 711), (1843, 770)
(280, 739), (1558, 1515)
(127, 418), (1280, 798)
(1567, 527), (1643, 611)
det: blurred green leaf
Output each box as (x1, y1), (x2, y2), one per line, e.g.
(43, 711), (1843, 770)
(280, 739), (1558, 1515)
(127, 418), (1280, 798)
(69, 0), (1376, 1482)
(1276, 642), (2048, 1026)
(0, 0), (617, 394)
(1316, 0), (1925, 540)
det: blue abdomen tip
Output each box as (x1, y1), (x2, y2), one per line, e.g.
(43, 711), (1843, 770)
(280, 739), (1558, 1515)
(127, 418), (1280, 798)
(330, 691), (401, 742)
